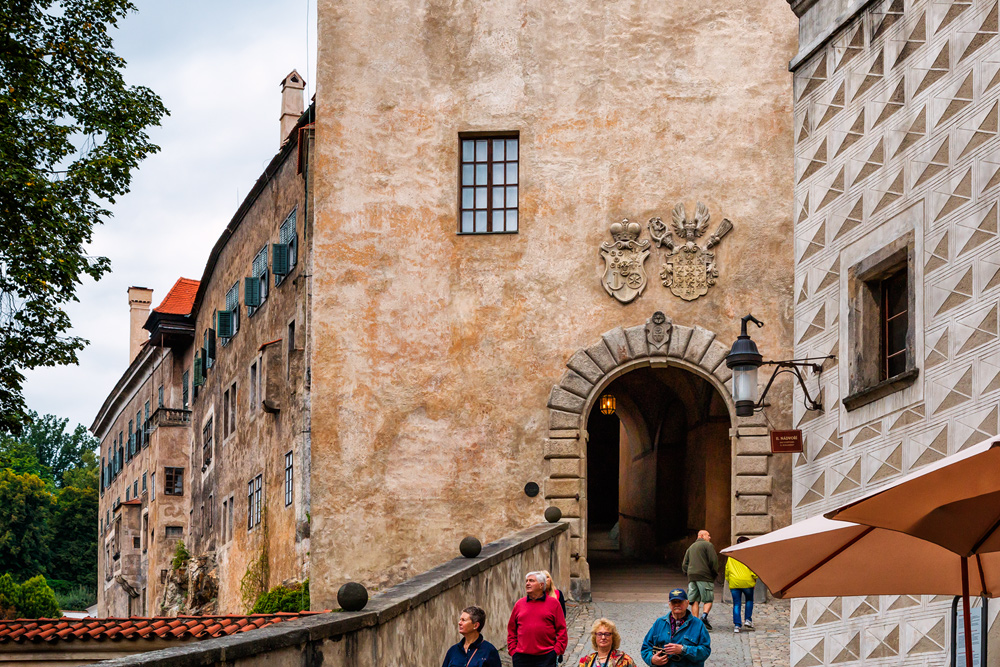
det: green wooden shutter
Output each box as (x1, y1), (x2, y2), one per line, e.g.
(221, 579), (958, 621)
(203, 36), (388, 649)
(245, 277), (260, 307)
(193, 352), (203, 387)
(206, 329), (216, 361)
(272, 243), (289, 276)
(218, 311), (234, 338)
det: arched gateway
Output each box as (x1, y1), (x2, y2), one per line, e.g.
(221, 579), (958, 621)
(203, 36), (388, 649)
(545, 313), (779, 600)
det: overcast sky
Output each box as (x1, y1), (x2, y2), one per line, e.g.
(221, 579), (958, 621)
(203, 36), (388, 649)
(22, 0), (318, 432)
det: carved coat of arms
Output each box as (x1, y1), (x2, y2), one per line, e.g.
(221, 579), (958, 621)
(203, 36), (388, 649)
(645, 311), (673, 354)
(600, 219), (650, 304)
(648, 202), (733, 301)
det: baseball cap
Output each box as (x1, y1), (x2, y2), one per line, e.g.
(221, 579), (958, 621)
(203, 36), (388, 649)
(668, 588), (688, 601)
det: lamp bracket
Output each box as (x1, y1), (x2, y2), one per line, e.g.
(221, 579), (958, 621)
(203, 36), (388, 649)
(755, 355), (836, 413)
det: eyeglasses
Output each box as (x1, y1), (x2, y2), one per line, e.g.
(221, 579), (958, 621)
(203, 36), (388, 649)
(594, 632), (613, 638)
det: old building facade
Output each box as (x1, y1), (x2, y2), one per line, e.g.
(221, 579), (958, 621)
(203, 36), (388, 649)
(96, 3), (808, 615)
(94, 72), (314, 616)
(308, 0), (800, 606)
(790, 0), (1000, 664)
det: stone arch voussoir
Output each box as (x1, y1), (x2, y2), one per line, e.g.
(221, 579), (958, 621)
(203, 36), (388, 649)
(546, 319), (735, 433)
(542, 315), (776, 602)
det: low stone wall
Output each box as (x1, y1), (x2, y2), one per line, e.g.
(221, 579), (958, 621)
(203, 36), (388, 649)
(99, 522), (569, 667)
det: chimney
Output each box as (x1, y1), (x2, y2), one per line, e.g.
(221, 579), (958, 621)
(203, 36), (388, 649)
(128, 286), (153, 363)
(280, 70), (306, 145)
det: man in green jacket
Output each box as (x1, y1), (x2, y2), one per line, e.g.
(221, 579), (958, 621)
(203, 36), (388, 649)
(681, 530), (718, 630)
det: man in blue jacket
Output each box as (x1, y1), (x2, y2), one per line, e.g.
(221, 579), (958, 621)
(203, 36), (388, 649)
(640, 589), (711, 667)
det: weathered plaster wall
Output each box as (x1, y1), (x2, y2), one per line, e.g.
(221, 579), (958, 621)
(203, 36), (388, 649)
(96, 346), (191, 617)
(186, 133), (313, 614)
(312, 0), (798, 607)
(790, 0), (1000, 664)
(95, 523), (569, 667)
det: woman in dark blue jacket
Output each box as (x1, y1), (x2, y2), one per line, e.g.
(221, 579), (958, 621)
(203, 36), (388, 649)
(443, 606), (503, 667)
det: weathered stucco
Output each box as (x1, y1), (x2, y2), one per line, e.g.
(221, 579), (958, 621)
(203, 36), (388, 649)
(311, 0), (799, 608)
(93, 523), (569, 667)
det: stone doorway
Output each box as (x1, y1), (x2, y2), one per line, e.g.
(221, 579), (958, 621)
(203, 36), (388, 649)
(545, 313), (780, 601)
(586, 365), (731, 567)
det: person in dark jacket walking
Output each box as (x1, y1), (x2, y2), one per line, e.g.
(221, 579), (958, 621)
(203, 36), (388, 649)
(443, 606), (502, 667)
(507, 571), (568, 667)
(681, 530), (719, 630)
(640, 588), (711, 667)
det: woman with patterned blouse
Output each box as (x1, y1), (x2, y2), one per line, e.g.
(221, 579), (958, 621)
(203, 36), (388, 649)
(579, 618), (636, 667)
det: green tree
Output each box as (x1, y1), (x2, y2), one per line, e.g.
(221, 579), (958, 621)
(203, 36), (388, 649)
(0, 573), (61, 619)
(61, 448), (98, 491)
(0, 437), (42, 478)
(0, 0), (167, 435)
(48, 485), (97, 587)
(0, 469), (53, 581)
(0, 411), (99, 487)
(19, 575), (60, 618)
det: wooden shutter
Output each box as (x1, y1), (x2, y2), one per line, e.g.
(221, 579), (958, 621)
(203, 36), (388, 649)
(244, 277), (260, 307)
(217, 311), (234, 338)
(272, 243), (289, 276)
(193, 351), (204, 387)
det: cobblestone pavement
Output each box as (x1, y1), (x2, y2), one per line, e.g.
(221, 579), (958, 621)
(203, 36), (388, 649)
(563, 598), (789, 667)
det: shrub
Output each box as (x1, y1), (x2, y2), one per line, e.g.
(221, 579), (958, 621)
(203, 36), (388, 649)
(251, 580), (309, 614)
(54, 585), (96, 611)
(171, 540), (190, 570)
(0, 574), (61, 619)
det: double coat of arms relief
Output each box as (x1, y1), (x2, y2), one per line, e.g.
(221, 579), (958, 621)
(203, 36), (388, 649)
(599, 202), (733, 304)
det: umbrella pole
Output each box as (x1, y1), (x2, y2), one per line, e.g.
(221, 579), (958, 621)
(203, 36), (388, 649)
(961, 556), (973, 667)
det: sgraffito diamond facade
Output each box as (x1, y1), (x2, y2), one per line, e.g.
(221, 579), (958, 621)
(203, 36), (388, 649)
(789, 0), (1000, 663)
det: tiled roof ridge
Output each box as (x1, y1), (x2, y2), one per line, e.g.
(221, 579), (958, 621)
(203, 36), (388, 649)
(0, 610), (330, 644)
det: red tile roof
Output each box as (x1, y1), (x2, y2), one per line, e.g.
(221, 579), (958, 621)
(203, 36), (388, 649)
(0, 611), (329, 643)
(153, 278), (200, 316)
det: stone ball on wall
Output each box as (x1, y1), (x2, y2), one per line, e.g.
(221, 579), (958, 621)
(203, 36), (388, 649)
(459, 536), (482, 558)
(524, 482), (540, 497)
(337, 582), (368, 612)
(544, 506), (562, 523)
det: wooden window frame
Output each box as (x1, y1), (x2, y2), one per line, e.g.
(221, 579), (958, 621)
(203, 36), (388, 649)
(844, 232), (918, 410)
(284, 451), (293, 507)
(164, 467), (184, 496)
(458, 133), (520, 235)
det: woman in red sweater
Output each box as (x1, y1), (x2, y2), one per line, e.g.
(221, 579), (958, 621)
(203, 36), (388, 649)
(507, 571), (568, 667)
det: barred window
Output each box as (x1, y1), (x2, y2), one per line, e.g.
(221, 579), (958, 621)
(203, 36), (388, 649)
(460, 136), (518, 234)
(284, 451), (293, 507)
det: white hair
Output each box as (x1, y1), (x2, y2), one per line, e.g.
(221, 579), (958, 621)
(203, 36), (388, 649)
(525, 571), (548, 585)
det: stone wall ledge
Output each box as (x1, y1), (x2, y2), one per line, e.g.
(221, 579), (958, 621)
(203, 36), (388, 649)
(98, 522), (569, 667)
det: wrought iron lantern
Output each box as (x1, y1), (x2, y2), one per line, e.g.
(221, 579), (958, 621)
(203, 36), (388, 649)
(599, 394), (616, 415)
(726, 314), (833, 417)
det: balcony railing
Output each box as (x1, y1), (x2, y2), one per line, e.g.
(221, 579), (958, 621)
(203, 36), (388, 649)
(150, 407), (192, 430)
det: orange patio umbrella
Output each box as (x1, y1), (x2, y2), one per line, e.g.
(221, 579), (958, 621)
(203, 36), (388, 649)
(826, 438), (1000, 667)
(720, 515), (1000, 598)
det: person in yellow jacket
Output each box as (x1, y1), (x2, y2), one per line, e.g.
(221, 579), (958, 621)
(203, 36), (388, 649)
(725, 536), (758, 633)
